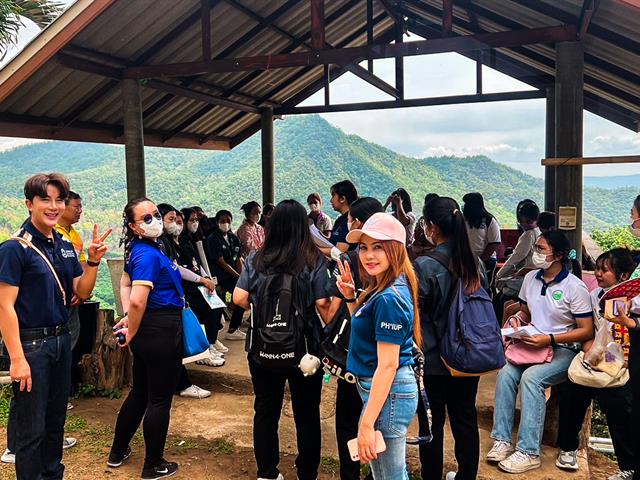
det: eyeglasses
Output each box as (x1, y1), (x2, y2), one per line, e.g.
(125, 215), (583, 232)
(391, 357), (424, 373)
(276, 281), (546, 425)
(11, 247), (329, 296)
(137, 212), (161, 225)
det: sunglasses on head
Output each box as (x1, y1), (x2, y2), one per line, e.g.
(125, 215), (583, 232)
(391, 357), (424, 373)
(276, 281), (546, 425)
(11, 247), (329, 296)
(138, 212), (161, 224)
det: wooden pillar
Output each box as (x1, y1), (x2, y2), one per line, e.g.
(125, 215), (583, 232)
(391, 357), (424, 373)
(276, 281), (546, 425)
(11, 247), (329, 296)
(261, 107), (275, 206)
(544, 86), (556, 213)
(554, 41), (583, 261)
(122, 79), (146, 201)
(395, 24), (404, 100)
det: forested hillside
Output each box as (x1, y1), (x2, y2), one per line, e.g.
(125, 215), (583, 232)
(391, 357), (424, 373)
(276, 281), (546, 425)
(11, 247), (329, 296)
(0, 114), (634, 306)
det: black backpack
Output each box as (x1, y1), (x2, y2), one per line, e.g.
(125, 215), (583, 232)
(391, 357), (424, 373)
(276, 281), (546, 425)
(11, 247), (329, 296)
(320, 250), (360, 383)
(246, 272), (310, 371)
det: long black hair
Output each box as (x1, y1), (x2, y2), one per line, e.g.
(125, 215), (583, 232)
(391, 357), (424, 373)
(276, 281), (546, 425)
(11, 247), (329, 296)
(596, 248), (636, 282)
(120, 197), (152, 261)
(241, 201), (261, 219)
(391, 188), (412, 213)
(157, 203), (177, 219)
(540, 230), (572, 264)
(462, 192), (495, 229)
(253, 199), (319, 275)
(349, 196), (383, 224)
(425, 196), (481, 292)
(634, 194), (640, 212)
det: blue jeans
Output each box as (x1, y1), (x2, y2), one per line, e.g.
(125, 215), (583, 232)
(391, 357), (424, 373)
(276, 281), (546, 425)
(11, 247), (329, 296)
(5, 332), (71, 480)
(491, 346), (576, 455)
(356, 366), (418, 480)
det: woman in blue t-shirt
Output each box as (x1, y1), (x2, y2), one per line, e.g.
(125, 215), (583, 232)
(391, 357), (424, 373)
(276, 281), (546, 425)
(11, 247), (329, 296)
(107, 198), (183, 480)
(336, 212), (421, 479)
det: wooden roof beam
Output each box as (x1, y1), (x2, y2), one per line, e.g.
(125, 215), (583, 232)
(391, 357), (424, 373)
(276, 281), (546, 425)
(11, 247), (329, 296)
(577, 0), (598, 40)
(542, 155), (640, 166)
(123, 25), (577, 78)
(442, 0), (453, 36)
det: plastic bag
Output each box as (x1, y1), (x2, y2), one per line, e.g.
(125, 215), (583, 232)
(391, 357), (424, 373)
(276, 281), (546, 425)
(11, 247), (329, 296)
(583, 323), (625, 377)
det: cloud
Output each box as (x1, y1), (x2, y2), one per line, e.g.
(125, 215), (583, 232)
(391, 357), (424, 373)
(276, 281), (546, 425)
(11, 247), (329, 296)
(422, 143), (536, 158)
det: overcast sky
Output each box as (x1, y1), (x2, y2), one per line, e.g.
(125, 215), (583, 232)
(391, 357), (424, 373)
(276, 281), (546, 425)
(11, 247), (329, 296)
(2, 2), (639, 179)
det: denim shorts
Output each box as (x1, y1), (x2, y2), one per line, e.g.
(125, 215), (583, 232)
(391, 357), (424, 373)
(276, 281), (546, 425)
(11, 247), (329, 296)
(356, 365), (418, 439)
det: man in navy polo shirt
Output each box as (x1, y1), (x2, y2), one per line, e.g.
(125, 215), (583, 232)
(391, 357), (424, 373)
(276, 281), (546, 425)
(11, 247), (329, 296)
(0, 173), (111, 480)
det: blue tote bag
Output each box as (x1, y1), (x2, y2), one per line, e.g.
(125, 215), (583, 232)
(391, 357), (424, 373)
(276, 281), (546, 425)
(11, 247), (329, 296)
(168, 264), (211, 364)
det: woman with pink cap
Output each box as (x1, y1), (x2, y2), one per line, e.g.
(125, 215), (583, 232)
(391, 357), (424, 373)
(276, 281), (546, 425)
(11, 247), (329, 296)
(336, 212), (421, 479)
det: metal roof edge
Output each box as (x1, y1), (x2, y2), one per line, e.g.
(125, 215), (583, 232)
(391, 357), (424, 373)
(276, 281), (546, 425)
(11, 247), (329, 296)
(0, 0), (118, 104)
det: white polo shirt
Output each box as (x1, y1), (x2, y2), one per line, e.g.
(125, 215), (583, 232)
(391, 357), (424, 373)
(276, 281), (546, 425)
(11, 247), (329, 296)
(518, 267), (592, 334)
(466, 217), (501, 258)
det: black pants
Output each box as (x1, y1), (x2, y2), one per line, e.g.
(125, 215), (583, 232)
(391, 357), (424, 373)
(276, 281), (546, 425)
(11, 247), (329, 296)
(420, 375), (480, 480)
(186, 289), (219, 344)
(630, 330), (640, 480)
(110, 309), (182, 468)
(334, 379), (373, 480)
(557, 380), (634, 469)
(249, 359), (322, 480)
(218, 277), (245, 332)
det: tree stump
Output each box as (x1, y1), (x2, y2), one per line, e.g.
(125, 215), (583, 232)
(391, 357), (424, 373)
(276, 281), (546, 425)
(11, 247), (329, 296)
(78, 309), (132, 391)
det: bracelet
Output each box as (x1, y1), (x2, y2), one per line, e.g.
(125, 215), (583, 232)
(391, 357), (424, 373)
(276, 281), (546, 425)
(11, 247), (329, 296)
(344, 297), (357, 303)
(549, 333), (557, 347)
(87, 259), (100, 267)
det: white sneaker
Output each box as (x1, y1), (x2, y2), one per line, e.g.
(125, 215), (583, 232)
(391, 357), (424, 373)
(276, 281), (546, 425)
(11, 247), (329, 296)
(196, 353), (225, 367)
(225, 329), (246, 341)
(556, 449), (579, 470)
(1, 449), (14, 464)
(445, 472), (456, 480)
(486, 440), (514, 462)
(214, 340), (229, 353)
(257, 474), (284, 480)
(179, 385), (212, 399)
(209, 345), (224, 358)
(62, 437), (77, 449)
(499, 451), (541, 474)
(608, 471), (635, 480)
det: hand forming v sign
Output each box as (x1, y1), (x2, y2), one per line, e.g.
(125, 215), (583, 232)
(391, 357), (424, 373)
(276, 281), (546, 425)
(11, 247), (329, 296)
(336, 259), (356, 300)
(87, 224), (113, 263)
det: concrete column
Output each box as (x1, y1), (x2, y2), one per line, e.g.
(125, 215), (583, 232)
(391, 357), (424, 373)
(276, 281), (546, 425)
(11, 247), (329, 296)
(261, 107), (275, 206)
(555, 41), (583, 260)
(122, 79), (146, 201)
(544, 87), (556, 214)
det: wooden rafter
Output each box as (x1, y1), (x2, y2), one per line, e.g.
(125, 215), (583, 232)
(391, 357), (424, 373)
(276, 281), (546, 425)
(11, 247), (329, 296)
(542, 155), (640, 166)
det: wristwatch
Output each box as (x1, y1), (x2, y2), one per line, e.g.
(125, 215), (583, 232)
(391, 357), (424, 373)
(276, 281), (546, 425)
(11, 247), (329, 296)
(87, 259), (100, 267)
(548, 333), (557, 347)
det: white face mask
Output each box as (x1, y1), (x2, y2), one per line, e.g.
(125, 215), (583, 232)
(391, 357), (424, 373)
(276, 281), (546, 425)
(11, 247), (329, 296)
(219, 223), (231, 233)
(164, 221), (178, 235)
(175, 224), (183, 236)
(187, 221), (199, 234)
(250, 214), (260, 224)
(532, 251), (554, 269)
(139, 217), (163, 239)
(629, 216), (640, 237)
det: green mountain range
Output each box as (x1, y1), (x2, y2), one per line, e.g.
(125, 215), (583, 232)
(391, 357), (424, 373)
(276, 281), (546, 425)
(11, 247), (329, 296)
(0, 114), (633, 306)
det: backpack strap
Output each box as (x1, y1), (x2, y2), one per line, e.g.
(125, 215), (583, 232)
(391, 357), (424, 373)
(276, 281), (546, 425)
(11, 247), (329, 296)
(424, 250), (450, 271)
(9, 234), (67, 306)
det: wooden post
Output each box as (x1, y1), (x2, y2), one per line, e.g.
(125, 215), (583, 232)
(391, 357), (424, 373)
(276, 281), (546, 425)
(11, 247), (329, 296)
(544, 86), (556, 214)
(261, 107), (275, 206)
(395, 24), (404, 100)
(367, 0), (374, 73)
(310, 0), (325, 50)
(554, 41), (583, 261)
(122, 78), (146, 201)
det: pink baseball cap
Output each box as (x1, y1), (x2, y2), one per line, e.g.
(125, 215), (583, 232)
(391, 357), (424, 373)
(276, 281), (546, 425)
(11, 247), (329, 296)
(346, 212), (406, 245)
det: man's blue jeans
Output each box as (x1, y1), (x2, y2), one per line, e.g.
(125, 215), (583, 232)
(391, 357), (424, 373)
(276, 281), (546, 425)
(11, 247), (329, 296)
(6, 332), (71, 480)
(491, 346), (576, 456)
(356, 366), (418, 480)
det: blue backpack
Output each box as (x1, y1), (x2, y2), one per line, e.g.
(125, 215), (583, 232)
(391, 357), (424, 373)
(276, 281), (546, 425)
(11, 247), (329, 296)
(427, 252), (506, 377)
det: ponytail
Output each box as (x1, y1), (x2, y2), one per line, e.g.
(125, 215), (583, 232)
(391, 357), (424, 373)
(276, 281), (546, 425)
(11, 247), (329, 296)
(425, 197), (481, 293)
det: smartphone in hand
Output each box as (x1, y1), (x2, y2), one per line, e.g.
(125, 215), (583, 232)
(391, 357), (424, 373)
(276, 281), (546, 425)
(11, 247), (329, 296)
(347, 431), (386, 462)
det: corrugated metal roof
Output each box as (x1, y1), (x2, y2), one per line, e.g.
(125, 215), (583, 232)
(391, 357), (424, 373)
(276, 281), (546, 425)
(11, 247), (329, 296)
(0, 0), (637, 151)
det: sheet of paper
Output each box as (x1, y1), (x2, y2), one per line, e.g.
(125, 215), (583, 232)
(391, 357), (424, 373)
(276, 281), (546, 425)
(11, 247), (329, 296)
(501, 325), (540, 339)
(198, 286), (226, 309)
(310, 224), (334, 249)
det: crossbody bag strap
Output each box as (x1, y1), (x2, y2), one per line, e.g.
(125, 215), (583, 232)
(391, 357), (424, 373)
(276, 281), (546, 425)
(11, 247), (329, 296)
(10, 235), (67, 305)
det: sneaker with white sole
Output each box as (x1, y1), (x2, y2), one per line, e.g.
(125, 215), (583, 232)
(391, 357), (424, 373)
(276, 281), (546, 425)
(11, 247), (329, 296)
(258, 474), (284, 480)
(209, 345), (224, 358)
(214, 340), (229, 353)
(1, 449), (14, 464)
(498, 451), (541, 474)
(107, 445), (132, 468)
(486, 440), (514, 462)
(225, 329), (246, 341)
(195, 354), (225, 367)
(556, 449), (579, 470)
(62, 437), (77, 449)
(179, 385), (211, 399)
(608, 471), (635, 480)
(141, 460), (178, 479)
(445, 472), (456, 480)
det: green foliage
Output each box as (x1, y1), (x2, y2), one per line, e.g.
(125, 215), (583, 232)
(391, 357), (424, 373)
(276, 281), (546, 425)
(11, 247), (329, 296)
(208, 437), (235, 454)
(65, 414), (88, 433)
(75, 383), (122, 400)
(591, 226), (640, 251)
(0, 0), (64, 57)
(0, 384), (12, 428)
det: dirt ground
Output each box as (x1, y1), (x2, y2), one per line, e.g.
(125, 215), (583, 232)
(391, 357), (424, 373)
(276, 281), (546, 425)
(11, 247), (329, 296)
(0, 344), (620, 480)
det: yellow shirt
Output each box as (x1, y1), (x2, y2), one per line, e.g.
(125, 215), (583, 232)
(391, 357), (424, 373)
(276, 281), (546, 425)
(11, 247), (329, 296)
(55, 224), (87, 263)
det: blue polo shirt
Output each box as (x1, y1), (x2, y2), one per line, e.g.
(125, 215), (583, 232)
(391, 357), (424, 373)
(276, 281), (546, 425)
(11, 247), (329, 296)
(0, 220), (83, 329)
(125, 239), (184, 310)
(329, 212), (349, 246)
(347, 276), (415, 378)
